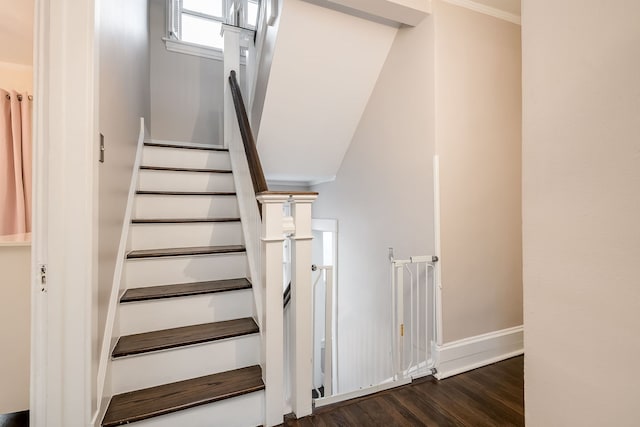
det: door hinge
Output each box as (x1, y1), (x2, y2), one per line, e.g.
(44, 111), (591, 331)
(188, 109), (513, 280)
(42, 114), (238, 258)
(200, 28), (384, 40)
(39, 264), (47, 292)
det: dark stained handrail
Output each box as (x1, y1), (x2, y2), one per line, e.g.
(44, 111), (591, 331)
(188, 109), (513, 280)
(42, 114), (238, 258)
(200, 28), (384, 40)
(229, 70), (319, 310)
(283, 282), (291, 308)
(228, 70), (269, 197)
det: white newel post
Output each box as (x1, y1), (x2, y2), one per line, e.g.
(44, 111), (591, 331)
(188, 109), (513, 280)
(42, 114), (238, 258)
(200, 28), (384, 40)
(257, 193), (288, 427)
(222, 24), (241, 149)
(290, 194), (318, 417)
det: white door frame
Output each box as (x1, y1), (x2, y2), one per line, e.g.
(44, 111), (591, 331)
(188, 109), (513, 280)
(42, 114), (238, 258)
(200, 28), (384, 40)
(310, 218), (338, 394)
(31, 0), (99, 425)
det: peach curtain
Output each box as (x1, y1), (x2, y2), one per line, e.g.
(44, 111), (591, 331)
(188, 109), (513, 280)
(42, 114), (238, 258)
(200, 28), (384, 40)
(0, 89), (32, 235)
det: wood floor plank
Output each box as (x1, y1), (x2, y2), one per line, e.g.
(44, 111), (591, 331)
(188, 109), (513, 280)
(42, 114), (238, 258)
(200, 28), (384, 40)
(356, 398), (405, 426)
(120, 278), (252, 303)
(126, 244), (245, 259)
(446, 379), (523, 426)
(392, 385), (461, 427)
(279, 356), (524, 427)
(377, 394), (429, 426)
(102, 365), (263, 427)
(112, 318), (258, 358)
(337, 403), (378, 427)
(414, 379), (499, 427)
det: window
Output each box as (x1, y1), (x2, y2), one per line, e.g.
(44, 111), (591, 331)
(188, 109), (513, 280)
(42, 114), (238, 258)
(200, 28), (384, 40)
(166, 0), (259, 59)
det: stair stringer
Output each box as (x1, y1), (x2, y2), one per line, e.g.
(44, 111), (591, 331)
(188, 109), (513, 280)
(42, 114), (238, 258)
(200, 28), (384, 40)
(226, 121), (265, 343)
(94, 118), (147, 425)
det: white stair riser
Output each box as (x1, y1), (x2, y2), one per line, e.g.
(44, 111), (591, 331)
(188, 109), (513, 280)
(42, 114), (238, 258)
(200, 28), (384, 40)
(134, 195), (240, 219)
(130, 222), (243, 250)
(138, 170), (235, 193)
(126, 391), (264, 427)
(125, 253), (248, 288)
(119, 289), (254, 335)
(111, 335), (260, 394)
(142, 146), (231, 170)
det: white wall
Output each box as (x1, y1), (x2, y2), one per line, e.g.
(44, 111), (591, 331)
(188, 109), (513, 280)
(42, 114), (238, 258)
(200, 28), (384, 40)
(98, 0), (150, 359)
(0, 243), (30, 414)
(522, 1), (640, 425)
(434, 1), (522, 343)
(311, 14), (435, 393)
(149, 0), (225, 145)
(0, 62), (32, 92)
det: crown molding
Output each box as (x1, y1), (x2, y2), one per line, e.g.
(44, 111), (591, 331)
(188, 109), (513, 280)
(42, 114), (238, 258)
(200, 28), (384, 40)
(441, 0), (521, 25)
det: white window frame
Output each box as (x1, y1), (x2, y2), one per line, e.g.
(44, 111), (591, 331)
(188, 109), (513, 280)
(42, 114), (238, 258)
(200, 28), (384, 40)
(163, 0), (258, 62)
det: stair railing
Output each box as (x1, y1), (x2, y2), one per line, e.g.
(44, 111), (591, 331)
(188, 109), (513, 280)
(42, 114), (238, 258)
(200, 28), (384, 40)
(224, 31), (317, 426)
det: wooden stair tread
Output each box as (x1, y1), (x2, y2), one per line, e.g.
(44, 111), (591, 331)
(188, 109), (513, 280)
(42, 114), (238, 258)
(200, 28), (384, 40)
(136, 190), (236, 196)
(143, 142), (228, 152)
(112, 318), (258, 358)
(127, 245), (245, 259)
(131, 217), (240, 224)
(102, 365), (264, 427)
(121, 278), (252, 303)
(140, 165), (232, 173)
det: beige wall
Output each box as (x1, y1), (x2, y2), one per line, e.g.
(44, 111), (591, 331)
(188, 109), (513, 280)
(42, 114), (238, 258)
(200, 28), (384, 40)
(312, 15), (435, 392)
(149, 0), (224, 144)
(434, 1), (522, 342)
(310, 1), (522, 390)
(0, 62), (33, 92)
(522, 1), (640, 425)
(0, 245), (31, 413)
(98, 0), (150, 345)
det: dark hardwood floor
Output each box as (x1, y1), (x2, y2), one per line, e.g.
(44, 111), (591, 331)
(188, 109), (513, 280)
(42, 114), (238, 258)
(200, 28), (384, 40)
(281, 356), (524, 427)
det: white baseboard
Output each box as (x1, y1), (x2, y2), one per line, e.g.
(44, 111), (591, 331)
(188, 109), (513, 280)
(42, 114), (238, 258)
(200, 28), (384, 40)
(434, 325), (523, 379)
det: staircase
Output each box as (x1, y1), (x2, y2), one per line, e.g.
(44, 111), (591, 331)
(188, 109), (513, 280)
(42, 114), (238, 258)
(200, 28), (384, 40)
(102, 141), (265, 427)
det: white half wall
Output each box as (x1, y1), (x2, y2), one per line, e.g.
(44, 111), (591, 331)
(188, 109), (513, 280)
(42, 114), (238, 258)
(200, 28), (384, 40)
(257, 0), (397, 184)
(149, 0), (225, 145)
(522, 1), (640, 425)
(0, 242), (31, 414)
